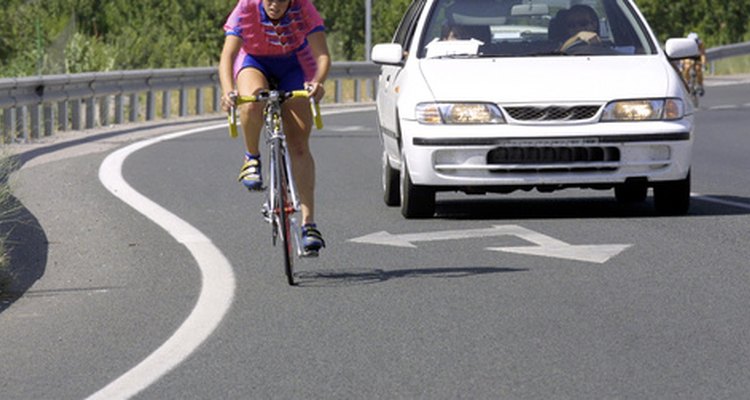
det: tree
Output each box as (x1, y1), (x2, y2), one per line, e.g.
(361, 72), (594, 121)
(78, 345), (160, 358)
(636, 0), (750, 47)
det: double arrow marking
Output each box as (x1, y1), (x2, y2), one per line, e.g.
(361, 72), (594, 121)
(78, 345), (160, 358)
(349, 225), (631, 264)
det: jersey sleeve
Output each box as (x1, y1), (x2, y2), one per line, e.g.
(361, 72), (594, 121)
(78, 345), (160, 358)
(224, 0), (248, 37)
(300, 0), (325, 35)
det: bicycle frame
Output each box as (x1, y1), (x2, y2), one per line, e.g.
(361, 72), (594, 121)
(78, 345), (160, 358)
(228, 89), (322, 285)
(263, 95), (302, 250)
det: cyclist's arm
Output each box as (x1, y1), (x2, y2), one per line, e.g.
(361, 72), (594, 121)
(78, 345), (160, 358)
(306, 31), (331, 102)
(219, 35), (243, 112)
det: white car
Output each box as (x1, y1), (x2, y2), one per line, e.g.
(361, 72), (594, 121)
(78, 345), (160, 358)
(371, 0), (700, 218)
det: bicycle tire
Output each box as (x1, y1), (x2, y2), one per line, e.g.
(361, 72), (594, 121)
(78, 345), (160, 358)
(276, 145), (295, 286)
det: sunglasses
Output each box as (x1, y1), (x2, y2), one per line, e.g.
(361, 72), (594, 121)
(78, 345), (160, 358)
(569, 19), (596, 29)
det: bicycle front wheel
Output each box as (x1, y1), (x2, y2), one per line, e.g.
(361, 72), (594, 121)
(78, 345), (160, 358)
(275, 148), (295, 286)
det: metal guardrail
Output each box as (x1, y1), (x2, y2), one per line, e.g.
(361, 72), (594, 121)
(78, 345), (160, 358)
(1, 41), (748, 144)
(0, 61), (380, 143)
(706, 41), (750, 74)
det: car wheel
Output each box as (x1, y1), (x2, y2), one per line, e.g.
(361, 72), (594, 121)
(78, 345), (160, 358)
(615, 181), (648, 203)
(653, 171), (691, 216)
(400, 158), (435, 218)
(382, 149), (400, 206)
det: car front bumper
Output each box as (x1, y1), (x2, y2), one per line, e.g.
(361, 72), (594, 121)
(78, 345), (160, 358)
(399, 119), (693, 188)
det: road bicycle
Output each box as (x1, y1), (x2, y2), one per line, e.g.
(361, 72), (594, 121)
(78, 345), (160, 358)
(681, 58), (704, 106)
(228, 89), (323, 286)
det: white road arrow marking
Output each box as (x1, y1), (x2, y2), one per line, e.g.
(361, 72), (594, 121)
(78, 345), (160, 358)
(349, 225), (631, 264)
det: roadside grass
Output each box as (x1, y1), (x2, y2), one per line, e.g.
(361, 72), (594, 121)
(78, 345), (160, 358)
(712, 54), (750, 75)
(0, 152), (19, 296)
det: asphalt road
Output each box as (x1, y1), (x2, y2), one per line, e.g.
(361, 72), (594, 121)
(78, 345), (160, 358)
(2, 77), (750, 399)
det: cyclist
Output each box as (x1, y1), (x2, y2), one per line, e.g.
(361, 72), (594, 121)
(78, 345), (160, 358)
(680, 32), (706, 96)
(219, 0), (331, 253)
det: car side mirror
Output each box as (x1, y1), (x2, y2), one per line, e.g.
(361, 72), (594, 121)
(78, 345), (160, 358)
(371, 43), (405, 66)
(665, 38), (700, 60)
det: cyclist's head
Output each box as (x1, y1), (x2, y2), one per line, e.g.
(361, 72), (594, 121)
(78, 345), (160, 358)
(263, 0), (291, 21)
(687, 32), (699, 42)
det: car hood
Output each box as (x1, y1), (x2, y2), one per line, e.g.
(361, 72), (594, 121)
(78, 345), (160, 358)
(418, 56), (673, 103)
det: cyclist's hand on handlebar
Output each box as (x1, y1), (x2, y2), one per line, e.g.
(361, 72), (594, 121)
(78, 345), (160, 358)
(305, 82), (325, 103)
(221, 90), (238, 112)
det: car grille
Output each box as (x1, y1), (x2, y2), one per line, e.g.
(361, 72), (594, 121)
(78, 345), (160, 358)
(503, 105), (601, 121)
(487, 146), (620, 173)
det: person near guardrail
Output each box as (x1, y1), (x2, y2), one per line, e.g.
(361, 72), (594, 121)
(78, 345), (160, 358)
(680, 32), (707, 96)
(219, 0), (331, 253)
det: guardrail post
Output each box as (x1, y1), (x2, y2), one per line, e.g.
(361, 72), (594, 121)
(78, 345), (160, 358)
(162, 90), (171, 119)
(19, 106), (29, 141)
(101, 96), (110, 126)
(85, 97), (96, 129)
(30, 104), (41, 139)
(3, 109), (14, 143)
(212, 85), (220, 112)
(335, 80), (342, 103)
(58, 101), (68, 131)
(179, 88), (188, 117)
(71, 99), (82, 130)
(147, 91), (156, 121)
(354, 79), (361, 102)
(129, 93), (139, 122)
(196, 87), (205, 115)
(115, 94), (124, 124)
(44, 104), (54, 136)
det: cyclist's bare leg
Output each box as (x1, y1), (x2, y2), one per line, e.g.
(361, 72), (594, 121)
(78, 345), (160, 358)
(282, 98), (316, 225)
(696, 62), (705, 95)
(236, 68), (267, 155)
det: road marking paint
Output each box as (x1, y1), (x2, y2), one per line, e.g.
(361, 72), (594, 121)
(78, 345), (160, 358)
(89, 106), (368, 399)
(707, 104), (740, 110)
(350, 225), (631, 263)
(91, 123), (236, 400)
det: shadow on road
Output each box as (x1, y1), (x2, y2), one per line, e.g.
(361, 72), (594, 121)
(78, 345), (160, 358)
(294, 265), (526, 287)
(0, 194), (48, 313)
(433, 194), (750, 220)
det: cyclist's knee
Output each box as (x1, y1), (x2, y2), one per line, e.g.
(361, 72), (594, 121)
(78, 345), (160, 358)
(239, 102), (263, 119)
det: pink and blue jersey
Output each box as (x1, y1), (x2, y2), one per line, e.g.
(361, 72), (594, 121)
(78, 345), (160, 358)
(224, 0), (325, 89)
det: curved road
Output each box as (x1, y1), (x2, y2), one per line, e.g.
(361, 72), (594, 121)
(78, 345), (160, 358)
(2, 76), (750, 399)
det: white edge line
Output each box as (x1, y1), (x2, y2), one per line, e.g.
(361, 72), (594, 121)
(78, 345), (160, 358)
(87, 106), (367, 399)
(89, 123), (236, 400)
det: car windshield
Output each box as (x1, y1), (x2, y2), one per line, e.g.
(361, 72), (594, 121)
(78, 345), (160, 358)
(418, 0), (656, 58)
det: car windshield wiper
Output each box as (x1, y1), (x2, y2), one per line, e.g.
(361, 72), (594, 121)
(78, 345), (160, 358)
(429, 53), (480, 59)
(523, 51), (571, 56)
(475, 52), (570, 57)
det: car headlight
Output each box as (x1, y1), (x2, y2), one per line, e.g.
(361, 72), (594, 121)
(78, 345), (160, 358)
(416, 103), (505, 124)
(601, 99), (684, 121)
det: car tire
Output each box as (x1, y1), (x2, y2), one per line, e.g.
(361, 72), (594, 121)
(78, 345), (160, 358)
(400, 158), (435, 218)
(653, 171), (691, 216)
(615, 181), (648, 203)
(382, 149), (400, 206)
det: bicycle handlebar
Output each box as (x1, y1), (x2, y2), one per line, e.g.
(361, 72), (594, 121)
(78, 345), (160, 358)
(227, 89), (323, 138)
